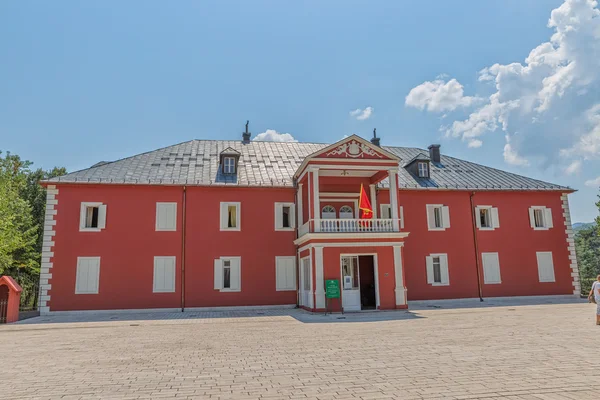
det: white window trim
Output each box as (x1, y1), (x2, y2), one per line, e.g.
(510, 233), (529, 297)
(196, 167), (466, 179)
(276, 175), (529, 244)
(274, 202), (296, 231)
(223, 156), (236, 174)
(529, 206), (553, 231)
(426, 253), (450, 286)
(153, 256), (176, 293)
(275, 256), (297, 291)
(536, 251), (556, 283)
(481, 252), (502, 284)
(155, 202), (177, 232)
(220, 202), (241, 231)
(79, 202), (106, 232)
(475, 205), (500, 231)
(426, 204), (449, 231)
(214, 256), (242, 292)
(75, 256), (101, 294)
(417, 162), (429, 178)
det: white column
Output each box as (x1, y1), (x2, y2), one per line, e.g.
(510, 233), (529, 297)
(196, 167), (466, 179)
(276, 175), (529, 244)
(297, 183), (303, 226)
(393, 245), (407, 307)
(314, 246), (325, 309)
(311, 167), (320, 232)
(369, 184), (378, 219)
(388, 169), (399, 231)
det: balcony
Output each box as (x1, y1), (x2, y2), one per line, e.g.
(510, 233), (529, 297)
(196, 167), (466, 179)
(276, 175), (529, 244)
(298, 219), (398, 237)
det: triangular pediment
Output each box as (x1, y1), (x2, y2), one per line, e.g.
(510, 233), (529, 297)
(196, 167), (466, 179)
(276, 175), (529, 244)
(312, 135), (399, 161)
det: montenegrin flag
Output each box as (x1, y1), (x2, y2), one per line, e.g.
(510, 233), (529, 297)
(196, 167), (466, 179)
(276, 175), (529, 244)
(358, 184), (373, 219)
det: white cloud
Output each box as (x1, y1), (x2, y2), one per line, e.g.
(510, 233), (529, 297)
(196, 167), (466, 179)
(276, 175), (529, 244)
(468, 139), (483, 148)
(503, 135), (530, 166)
(350, 107), (373, 120)
(405, 78), (481, 113)
(565, 159), (582, 175)
(253, 129), (297, 142)
(406, 0), (600, 172)
(584, 176), (600, 187)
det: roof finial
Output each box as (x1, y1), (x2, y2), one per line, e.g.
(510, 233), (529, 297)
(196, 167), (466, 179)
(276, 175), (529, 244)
(370, 128), (381, 147)
(245, 120), (249, 134)
(373, 128), (377, 138)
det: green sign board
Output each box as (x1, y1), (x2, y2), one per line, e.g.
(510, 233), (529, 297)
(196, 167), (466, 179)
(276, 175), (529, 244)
(325, 279), (340, 299)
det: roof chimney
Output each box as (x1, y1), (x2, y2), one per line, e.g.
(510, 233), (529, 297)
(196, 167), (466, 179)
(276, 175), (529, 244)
(370, 128), (380, 147)
(428, 144), (441, 163)
(242, 120), (251, 144)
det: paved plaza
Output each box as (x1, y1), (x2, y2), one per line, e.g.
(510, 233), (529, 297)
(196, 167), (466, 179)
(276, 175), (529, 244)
(1, 298), (599, 400)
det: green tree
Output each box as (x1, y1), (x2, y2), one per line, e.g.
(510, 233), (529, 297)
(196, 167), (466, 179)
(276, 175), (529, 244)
(576, 189), (600, 295)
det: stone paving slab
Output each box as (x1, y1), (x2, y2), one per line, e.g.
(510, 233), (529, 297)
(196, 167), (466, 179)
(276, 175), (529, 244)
(1, 302), (598, 399)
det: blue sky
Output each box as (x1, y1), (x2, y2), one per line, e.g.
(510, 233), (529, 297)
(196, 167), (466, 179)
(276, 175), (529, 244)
(1, 1), (599, 222)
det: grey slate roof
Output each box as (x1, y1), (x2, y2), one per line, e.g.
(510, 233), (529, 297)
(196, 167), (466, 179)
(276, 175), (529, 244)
(46, 139), (572, 191)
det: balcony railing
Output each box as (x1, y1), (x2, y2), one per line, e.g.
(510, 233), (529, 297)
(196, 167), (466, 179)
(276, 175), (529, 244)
(297, 218), (398, 236)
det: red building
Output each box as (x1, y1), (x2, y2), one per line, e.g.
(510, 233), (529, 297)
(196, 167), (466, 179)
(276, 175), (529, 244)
(39, 132), (580, 314)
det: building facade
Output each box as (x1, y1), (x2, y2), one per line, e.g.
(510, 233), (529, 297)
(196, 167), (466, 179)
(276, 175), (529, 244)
(39, 134), (580, 314)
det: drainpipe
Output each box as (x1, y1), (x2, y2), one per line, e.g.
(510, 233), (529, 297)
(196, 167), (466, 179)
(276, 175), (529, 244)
(181, 185), (187, 312)
(469, 192), (484, 302)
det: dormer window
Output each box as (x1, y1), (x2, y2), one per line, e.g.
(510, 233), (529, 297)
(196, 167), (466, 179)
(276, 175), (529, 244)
(223, 157), (236, 174)
(418, 162), (429, 178)
(219, 147), (241, 176)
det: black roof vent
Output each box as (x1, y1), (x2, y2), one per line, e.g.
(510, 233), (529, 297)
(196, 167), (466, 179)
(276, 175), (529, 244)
(428, 144), (441, 163)
(242, 120), (251, 144)
(370, 128), (380, 147)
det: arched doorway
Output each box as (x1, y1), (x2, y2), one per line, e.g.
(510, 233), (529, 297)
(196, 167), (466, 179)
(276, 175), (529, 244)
(0, 284), (9, 324)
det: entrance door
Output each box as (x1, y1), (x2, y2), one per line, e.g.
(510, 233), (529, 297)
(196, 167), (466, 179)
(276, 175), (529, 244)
(341, 256), (361, 311)
(359, 256), (376, 309)
(300, 257), (313, 309)
(0, 285), (8, 324)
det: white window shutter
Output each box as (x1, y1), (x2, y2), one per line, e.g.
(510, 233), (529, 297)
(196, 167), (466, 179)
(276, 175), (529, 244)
(214, 259), (223, 290)
(544, 208), (553, 228)
(482, 253), (501, 284)
(230, 258), (241, 291)
(528, 208), (536, 228)
(287, 258), (296, 289)
(220, 203), (228, 229)
(400, 206), (404, 229)
(426, 256), (434, 284)
(76, 257), (100, 294)
(79, 203), (87, 230)
(274, 203), (283, 230)
(440, 254), (449, 285)
(290, 204), (296, 228)
(442, 206), (451, 228)
(475, 207), (481, 228)
(97, 204), (107, 229)
(536, 252), (555, 282)
(153, 258), (164, 292)
(276, 261), (285, 290)
(426, 205), (435, 229)
(75, 259), (87, 293)
(165, 257), (175, 292)
(491, 207), (500, 229)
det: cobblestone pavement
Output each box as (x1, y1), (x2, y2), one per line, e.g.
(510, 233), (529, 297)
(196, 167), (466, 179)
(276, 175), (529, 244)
(1, 301), (598, 400)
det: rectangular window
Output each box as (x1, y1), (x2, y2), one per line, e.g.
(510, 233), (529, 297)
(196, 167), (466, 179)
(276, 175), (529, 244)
(276, 256), (296, 291)
(417, 162), (429, 178)
(79, 202), (107, 232)
(223, 157), (235, 174)
(153, 256), (176, 293)
(341, 256), (359, 290)
(155, 202), (177, 231)
(529, 206), (553, 230)
(380, 204), (392, 219)
(427, 205), (450, 231)
(220, 202), (241, 231)
(214, 257), (241, 291)
(482, 252), (501, 284)
(223, 260), (231, 289)
(274, 202), (295, 230)
(426, 254), (449, 286)
(476, 206), (500, 230)
(75, 257), (100, 294)
(302, 258), (311, 291)
(536, 251), (556, 282)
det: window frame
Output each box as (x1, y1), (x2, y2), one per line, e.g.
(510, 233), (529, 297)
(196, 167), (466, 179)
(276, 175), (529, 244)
(274, 202), (296, 231)
(214, 256), (241, 292)
(426, 204), (450, 231)
(529, 206), (553, 231)
(536, 251), (556, 283)
(155, 202), (177, 232)
(426, 253), (449, 286)
(79, 202), (106, 232)
(275, 256), (297, 291)
(481, 252), (502, 284)
(220, 202), (241, 231)
(153, 256), (176, 293)
(75, 256), (101, 294)
(417, 162), (429, 178)
(223, 156), (236, 174)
